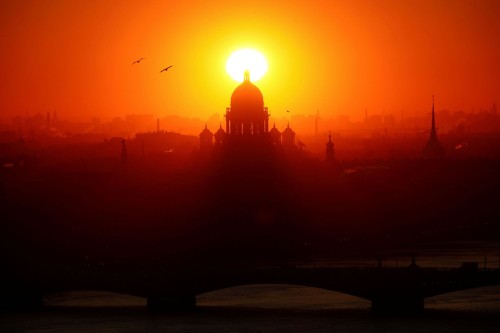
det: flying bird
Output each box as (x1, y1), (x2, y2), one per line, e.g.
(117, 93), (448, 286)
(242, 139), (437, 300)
(160, 65), (173, 73)
(286, 110), (290, 113)
(132, 58), (145, 65)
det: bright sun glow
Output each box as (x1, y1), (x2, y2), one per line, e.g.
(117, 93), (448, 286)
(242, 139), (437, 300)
(226, 49), (268, 82)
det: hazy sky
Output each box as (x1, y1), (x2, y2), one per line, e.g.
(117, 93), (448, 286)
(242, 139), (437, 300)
(1, 0), (499, 121)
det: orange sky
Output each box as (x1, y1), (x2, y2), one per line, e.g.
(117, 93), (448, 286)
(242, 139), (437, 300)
(1, 0), (499, 123)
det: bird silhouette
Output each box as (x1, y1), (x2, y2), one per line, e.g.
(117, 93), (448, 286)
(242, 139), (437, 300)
(160, 65), (173, 73)
(286, 110), (290, 113)
(132, 58), (145, 65)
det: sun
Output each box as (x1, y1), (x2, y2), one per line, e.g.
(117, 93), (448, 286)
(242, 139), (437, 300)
(226, 49), (268, 82)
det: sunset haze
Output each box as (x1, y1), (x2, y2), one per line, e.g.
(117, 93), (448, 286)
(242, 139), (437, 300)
(1, 0), (499, 124)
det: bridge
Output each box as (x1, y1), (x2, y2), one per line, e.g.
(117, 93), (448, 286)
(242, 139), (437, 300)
(2, 259), (500, 312)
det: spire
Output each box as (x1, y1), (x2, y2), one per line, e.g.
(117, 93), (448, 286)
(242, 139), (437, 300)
(422, 94), (444, 158)
(325, 130), (334, 164)
(243, 70), (250, 82)
(326, 131), (333, 147)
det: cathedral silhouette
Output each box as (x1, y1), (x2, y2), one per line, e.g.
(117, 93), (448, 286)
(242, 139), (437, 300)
(199, 70), (296, 152)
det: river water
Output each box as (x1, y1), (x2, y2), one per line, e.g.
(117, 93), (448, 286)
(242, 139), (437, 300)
(2, 241), (500, 332)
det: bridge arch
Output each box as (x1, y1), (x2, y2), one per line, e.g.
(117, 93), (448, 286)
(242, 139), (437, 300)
(5, 266), (499, 312)
(36, 282), (371, 310)
(426, 285), (500, 309)
(43, 290), (146, 307)
(196, 284), (369, 309)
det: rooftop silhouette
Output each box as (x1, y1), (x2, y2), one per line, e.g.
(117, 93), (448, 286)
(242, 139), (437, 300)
(198, 69), (298, 155)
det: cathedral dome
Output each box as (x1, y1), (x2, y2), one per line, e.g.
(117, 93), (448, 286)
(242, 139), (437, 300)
(230, 71), (264, 118)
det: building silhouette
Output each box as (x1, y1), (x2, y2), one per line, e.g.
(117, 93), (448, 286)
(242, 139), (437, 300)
(226, 70), (269, 137)
(326, 132), (335, 164)
(213, 124), (226, 147)
(199, 125), (213, 152)
(281, 123), (296, 148)
(269, 123), (281, 146)
(199, 70), (296, 151)
(423, 96), (445, 158)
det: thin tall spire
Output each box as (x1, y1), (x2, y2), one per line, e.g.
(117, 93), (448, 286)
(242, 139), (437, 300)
(423, 94), (444, 158)
(243, 70), (250, 82)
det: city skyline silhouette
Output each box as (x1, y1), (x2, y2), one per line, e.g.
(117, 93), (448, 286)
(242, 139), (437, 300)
(1, 1), (500, 331)
(2, 55), (500, 313)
